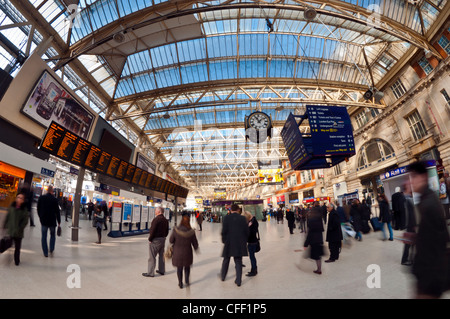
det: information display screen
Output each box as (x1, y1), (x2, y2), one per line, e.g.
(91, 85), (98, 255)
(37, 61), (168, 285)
(281, 113), (311, 170)
(155, 177), (163, 192)
(40, 122), (66, 155)
(106, 156), (121, 177)
(84, 145), (102, 170)
(70, 138), (91, 167)
(145, 173), (154, 189)
(150, 175), (158, 190)
(306, 105), (355, 156)
(115, 160), (129, 180)
(139, 171), (148, 187)
(132, 167), (143, 185)
(123, 164), (136, 183)
(163, 181), (170, 193)
(56, 131), (78, 161)
(95, 151), (112, 174)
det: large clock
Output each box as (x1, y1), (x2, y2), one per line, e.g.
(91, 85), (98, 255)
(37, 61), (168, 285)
(245, 111), (272, 143)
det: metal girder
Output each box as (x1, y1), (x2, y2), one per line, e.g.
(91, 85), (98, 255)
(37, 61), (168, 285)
(66, 1), (430, 65)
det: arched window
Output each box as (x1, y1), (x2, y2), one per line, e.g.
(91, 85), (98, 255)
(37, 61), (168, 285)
(357, 139), (395, 171)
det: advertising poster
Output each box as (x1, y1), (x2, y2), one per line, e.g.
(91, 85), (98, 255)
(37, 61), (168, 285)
(136, 152), (156, 174)
(122, 203), (132, 223)
(132, 204), (141, 223)
(149, 207), (155, 222)
(111, 202), (122, 223)
(141, 206), (149, 223)
(21, 71), (95, 139)
(257, 160), (284, 185)
(214, 188), (227, 200)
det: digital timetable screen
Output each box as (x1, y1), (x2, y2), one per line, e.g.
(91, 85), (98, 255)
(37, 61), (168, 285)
(56, 131), (78, 161)
(40, 122), (65, 155)
(39, 121), (190, 198)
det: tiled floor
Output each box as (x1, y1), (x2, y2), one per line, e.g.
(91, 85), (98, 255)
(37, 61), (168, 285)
(1, 210), (449, 299)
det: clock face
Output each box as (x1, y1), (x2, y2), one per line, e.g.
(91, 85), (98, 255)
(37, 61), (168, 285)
(248, 112), (270, 130)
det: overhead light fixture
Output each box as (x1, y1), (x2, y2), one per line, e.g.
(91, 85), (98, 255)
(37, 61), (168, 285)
(113, 32), (125, 43)
(304, 8), (317, 22)
(162, 112), (171, 119)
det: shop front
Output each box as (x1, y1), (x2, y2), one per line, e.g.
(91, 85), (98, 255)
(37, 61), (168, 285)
(0, 161), (26, 208)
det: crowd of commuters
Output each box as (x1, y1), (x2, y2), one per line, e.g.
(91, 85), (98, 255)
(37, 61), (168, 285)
(1, 162), (450, 298)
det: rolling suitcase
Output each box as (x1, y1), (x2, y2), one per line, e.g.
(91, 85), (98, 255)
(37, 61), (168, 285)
(370, 217), (382, 232)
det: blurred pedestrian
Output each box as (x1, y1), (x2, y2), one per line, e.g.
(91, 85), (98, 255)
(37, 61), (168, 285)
(392, 187), (406, 230)
(4, 193), (29, 265)
(408, 161), (449, 299)
(350, 199), (363, 241)
(37, 186), (61, 257)
(378, 194), (393, 241)
(93, 205), (105, 244)
(286, 208), (295, 234)
(304, 202), (324, 274)
(220, 204), (249, 287)
(439, 177), (449, 220)
(360, 199), (371, 234)
(196, 211), (203, 231)
(325, 203), (343, 263)
(244, 212), (259, 277)
(401, 180), (416, 266)
(143, 207), (169, 278)
(169, 213), (199, 288)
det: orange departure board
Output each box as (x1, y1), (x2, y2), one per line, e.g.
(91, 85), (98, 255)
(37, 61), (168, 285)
(56, 131), (79, 161)
(115, 160), (129, 180)
(145, 173), (154, 188)
(139, 171), (148, 187)
(106, 156), (120, 177)
(70, 138), (91, 166)
(95, 151), (112, 174)
(123, 164), (136, 183)
(84, 145), (102, 170)
(132, 167), (143, 185)
(40, 122), (66, 155)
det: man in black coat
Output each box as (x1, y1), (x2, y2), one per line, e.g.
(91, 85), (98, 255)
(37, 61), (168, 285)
(325, 203), (343, 262)
(220, 204), (249, 287)
(392, 187), (406, 230)
(409, 161), (449, 299)
(37, 186), (61, 257)
(285, 208), (295, 234)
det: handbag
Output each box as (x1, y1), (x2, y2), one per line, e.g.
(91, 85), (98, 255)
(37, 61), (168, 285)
(255, 230), (261, 253)
(0, 236), (12, 253)
(164, 244), (174, 259)
(57, 226), (62, 237)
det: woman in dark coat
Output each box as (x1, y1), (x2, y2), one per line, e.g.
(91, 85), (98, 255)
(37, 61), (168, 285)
(169, 214), (199, 288)
(378, 194), (393, 241)
(4, 193), (29, 265)
(304, 204), (324, 274)
(360, 199), (371, 234)
(325, 203), (343, 262)
(350, 199), (363, 241)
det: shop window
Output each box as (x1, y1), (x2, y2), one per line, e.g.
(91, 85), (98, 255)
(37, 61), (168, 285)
(418, 56), (434, 75)
(406, 110), (427, 141)
(391, 79), (407, 99)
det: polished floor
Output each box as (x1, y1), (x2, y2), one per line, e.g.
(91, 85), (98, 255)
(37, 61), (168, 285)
(1, 209), (449, 299)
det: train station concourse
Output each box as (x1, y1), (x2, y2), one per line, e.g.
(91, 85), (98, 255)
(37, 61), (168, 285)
(0, 0), (450, 305)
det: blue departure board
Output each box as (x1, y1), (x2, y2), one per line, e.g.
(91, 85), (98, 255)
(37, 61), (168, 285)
(281, 113), (311, 170)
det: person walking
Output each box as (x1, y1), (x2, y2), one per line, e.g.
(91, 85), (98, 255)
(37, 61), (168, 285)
(169, 213), (199, 288)
(4, 193), (29, 265)
(360, 199), (371, 234)
(93, 205), (105, 244)
(286, 208), (295, 234)
(220, 204), (249, 287)
(392, 187), (406, 230)
(196, 211), (203, 231)
(378, 194), (393, 241)
(87, 200), (94, 221)
(304, 202), (324, 274)
(245, 212), (259, 277)
(439, 177), (449, 221)
(143, 207), (169, 278)
(350, 199), (363, 241)
(37, 186), (61, 257)
(401, 180), (417, 266)
(61, 197), (69, 222)
(325, 203), (343, 263)
(408, 161), (449, 299)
